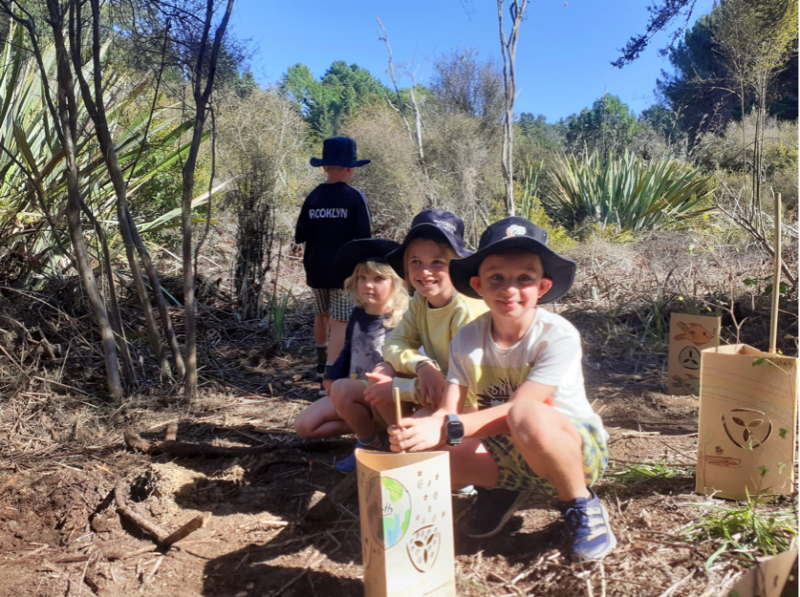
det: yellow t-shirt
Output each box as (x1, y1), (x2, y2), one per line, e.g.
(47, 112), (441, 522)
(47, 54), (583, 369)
(383, 291), (488, 405)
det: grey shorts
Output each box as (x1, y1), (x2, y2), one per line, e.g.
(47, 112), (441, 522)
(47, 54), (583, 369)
(311, 288), (354, 321)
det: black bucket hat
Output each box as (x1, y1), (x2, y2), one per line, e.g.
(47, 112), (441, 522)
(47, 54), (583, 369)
(449, 217), (576, 304)
(386, 210), (473, 279)
(336, 238), (401, 285)
(310, 137), (370, 168)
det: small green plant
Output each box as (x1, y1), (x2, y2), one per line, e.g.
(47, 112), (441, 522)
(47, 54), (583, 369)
(682, 469), (799, 570)
(740, 274), (788, 296)
(605, 462), (694, 487)
(268, 291), (293, 345)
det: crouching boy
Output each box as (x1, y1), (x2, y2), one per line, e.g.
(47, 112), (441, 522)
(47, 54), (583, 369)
(387, 217), (615, 562)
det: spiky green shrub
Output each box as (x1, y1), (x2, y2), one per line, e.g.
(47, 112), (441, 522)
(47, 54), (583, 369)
(515, 162), (574, 253)
(0, 19), (200, 287)
(543, 150), (716, 231)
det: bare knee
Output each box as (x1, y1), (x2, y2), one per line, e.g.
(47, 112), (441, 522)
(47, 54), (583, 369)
(329, 378), (366, 412)
(328, 379), (349, 410)
(508, 401), (556, 451)
(294, 411), (315, 439)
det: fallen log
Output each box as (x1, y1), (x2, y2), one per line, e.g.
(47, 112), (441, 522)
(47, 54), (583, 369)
(123, 427), (355, 457)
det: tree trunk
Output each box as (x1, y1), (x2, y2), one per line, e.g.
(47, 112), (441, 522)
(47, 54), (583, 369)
(181, 115), (206, 398)
(47, 0), (123, 400)
(70, 0), (171, 379)
(497, 0), (527, 217)
(80, 199), (137, 385)
(126, 207), (185, 377)
(181, 0), (236, 399)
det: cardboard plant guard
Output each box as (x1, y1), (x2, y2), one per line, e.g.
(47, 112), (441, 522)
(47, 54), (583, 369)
(726, 545), (798, 597)
(696, 193), (798, 501)
(355, 388), (456, 597)
(696, 344), (797, 500)
(668, 312), (721, 395)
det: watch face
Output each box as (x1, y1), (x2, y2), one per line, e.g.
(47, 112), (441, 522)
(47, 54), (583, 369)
(447, 418), (465, 440)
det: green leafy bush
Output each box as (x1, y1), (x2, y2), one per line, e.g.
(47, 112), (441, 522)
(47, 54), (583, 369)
(543, 150), (716, 231)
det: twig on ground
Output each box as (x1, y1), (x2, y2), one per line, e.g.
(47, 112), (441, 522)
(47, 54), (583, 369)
(114, 478), (204, 548)
(656, 571), (694, 597)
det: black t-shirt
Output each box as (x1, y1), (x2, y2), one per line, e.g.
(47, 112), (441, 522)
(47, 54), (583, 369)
(326, 308), (394, 382)
(295, 182), (371, 288)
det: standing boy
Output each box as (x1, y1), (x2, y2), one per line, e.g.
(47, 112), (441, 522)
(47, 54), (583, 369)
(387, 217), (615, 562)
(296, 137), (372, 381)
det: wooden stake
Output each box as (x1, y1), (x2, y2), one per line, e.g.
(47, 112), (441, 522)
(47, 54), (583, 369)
(393, 386), (402, 428)
(769, 193), (782, 354)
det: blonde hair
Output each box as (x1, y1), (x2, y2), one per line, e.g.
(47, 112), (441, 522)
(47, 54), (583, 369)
(344, 260), (409, 328)
(403, 235), (458, 289)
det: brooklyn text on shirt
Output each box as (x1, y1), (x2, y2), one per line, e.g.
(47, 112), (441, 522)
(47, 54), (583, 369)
(309, 208), (349, 219)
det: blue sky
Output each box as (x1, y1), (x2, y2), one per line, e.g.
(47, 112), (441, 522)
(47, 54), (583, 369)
(230, 0), (713, 122)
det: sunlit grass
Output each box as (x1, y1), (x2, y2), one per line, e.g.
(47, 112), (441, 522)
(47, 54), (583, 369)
(604, 461), (694, 487)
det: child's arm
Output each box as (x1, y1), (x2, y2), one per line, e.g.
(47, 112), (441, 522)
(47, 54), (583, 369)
(389, 379), (556, 452)
(382, 297), (425, 376)
(387, 381), (466, 452)
(459, 380), (555, 438)
(295, 198), (310, 244)
(349, 190), (371, 239)
(322, 319), (355, 394)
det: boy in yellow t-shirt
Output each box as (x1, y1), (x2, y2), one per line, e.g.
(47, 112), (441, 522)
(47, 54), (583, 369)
(388, 217), (615, 563)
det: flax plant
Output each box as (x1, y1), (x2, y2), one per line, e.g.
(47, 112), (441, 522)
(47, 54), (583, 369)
(544, 150), (716, 231)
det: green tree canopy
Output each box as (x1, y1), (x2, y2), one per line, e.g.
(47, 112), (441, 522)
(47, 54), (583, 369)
(656, 4), (797, 141)
(565, 94), (638, 156)
(280, 61), (391, 138)
(517, 113), (563, 152)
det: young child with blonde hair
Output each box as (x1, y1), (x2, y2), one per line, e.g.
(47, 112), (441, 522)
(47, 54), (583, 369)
(294, 239), (408, 461)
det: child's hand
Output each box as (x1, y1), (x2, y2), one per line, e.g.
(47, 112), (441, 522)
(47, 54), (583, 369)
(388, 413), (445, 452)
(417, 363), (446, 410)
(322, 379), (334, 396)
(364, 371), (393, 410)
(369, 361), (396, 379)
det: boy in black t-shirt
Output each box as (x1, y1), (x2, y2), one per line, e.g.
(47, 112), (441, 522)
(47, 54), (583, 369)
(295, 137), (372, 381)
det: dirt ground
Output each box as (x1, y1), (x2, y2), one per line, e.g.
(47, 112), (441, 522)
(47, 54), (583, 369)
(0, 248), (796, 597)
(0, 350), (796, 596)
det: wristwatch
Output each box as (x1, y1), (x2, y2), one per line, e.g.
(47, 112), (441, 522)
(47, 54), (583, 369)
(416, 359), (441, 373)
(444, 414), (465, 446)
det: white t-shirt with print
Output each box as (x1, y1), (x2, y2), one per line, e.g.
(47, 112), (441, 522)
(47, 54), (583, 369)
(447, 309), (608, 441)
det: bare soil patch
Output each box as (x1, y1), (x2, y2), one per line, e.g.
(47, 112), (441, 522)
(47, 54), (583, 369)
(0, 258), (796, 596)
(1, 362), (794, 596)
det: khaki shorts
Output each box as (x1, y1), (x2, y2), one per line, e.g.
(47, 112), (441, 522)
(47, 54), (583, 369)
(483, 418), (608, 495)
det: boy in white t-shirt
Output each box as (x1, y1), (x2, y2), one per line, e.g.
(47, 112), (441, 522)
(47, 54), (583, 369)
(387, 217), (615, 562)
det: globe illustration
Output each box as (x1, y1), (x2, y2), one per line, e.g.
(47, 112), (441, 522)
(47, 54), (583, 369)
(366, 476), (412, 549)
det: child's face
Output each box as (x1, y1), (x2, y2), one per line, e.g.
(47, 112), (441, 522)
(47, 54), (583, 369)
(357, 268), (393, 314)
(406, 239), (456, 308)
(470, 252), (553, 321)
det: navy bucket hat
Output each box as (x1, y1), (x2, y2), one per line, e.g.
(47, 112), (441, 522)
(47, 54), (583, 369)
(310, 137), (370, 168)
(387, 210), (473, 280)
(449, 217), (576, 304)
(335, 238), (401, 285)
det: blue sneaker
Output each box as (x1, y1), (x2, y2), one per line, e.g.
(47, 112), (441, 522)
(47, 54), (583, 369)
(558, 490), (617, 562)
(334, 444), (364, 473)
